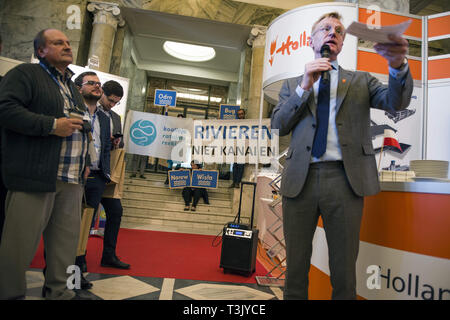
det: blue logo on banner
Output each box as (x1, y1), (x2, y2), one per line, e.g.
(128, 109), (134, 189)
(130, 120), (157, 146)
(154, 89), (177, 107)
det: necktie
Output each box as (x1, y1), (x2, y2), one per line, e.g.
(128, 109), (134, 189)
(312, 75), (331, 158)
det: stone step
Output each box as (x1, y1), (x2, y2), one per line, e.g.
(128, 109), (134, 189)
(121, 216), (227, 236)
(123, 184), (232, 200)
(122, 191), (231, 207)
(124, 177), (234, 194)
(122, 198), (231, 213)
(122, 206), (248, 227)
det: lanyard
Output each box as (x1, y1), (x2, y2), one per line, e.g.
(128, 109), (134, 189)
(39, 62), (77, 109)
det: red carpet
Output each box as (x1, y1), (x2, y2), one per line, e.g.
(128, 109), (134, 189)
(30, 228), (267, 284)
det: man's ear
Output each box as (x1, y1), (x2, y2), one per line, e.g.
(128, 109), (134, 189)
(37, 47), (46, 59)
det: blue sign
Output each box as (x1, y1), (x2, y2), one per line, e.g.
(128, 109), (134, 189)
(168, 170), (191, 189)
(191, 170), (219, 189)
(154, 89), (177, 107)
(219, 105), (240, 119)
(130, 119), (157, 146)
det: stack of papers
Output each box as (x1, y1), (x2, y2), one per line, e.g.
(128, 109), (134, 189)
(346, 20), (412, 43)
(410, 160), (449, 179)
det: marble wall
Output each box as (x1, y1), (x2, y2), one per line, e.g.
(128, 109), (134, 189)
(0, 0), (91, 64)
(119, 25), (148, 113)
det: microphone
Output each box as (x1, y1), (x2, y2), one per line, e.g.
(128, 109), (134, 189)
(320, 44), (331, 83)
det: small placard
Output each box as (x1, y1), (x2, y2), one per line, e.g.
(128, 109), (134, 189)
(168, 170), (191, 189)
(154, 89), (177, 107)
(191, 170), (219, 189)
(219, 105), (240, 119)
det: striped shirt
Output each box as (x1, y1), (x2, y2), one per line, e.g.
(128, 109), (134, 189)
(50, 67), (88, 184)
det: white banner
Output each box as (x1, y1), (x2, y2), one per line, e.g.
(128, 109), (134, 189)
(192, 119), (278, 164)
(124, 112), (279, 164)
(124, 111), (192, 161)
(371, 85), (423, 170)
(311, 226), (450, 300)
(263, 3), (357, 88)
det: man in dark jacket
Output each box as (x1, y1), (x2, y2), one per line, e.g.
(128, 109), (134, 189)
(0, 33), (6, 244)
(98, 80), (130, 269)
(73, 71), (111, 282)
(0, 29), (90, 300)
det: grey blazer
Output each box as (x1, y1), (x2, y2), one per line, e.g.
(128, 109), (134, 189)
(271, 66), (413, 198)
(110, 109), (124, 149)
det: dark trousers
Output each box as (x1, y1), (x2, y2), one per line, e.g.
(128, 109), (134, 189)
(0, 165), (7, 245)
(85, 171), (108, 228)
(76, 171), (108, 268)
(233, 163), (245, 184)
(182, 187), (209, 206)
(100, 197), (123, 259)
(282, 161), (363, 300)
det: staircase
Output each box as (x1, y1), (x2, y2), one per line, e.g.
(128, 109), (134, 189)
(121, 172), (248, 235)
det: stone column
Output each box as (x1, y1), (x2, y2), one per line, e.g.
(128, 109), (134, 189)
(87, 1), (125, 72)
(246, 25), (268, 120)
(230, 26), (268, 223)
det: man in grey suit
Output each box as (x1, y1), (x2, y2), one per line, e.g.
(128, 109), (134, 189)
(271, 12), (413, 300)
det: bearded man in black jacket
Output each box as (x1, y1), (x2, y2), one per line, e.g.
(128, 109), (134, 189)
(0, 29), (90, 300)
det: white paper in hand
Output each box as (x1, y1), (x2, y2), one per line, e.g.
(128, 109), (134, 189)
(346, 20), (412, 43)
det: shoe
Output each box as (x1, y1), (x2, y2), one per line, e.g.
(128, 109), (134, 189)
(80, 273), (93, 290)
(191, 206), (196, 212)
(41, 285), (48, 298)
(71, 291), (96, 300)
(101, 256), (131, 269)
(184, 205), (190, 211)
(75, 255), (87, 273)
(229, 182), (235, 188)
(42, 286), (95, 300)
(139, 174), (146, 179)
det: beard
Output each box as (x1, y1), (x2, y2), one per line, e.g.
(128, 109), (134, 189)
(83, 92), (101, 104)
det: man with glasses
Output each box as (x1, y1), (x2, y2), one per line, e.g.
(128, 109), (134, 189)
(97, 80), (130, 269)
(73, 71), (111, 287)
(271, 12), (413, 299)
(0, 29), (90, 300)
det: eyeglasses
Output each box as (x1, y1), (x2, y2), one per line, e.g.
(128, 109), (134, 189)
(82, 81), (101, 87)
(313, 24), (345, 37)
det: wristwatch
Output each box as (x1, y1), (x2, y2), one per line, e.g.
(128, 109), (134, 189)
(398, 57), (408, 70)
(50, 118), (57, 134)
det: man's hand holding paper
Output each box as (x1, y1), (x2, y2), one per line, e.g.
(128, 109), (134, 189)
(346, 20), (410, 69)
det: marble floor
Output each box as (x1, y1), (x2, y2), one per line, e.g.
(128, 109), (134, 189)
(24, 269), (284, 300)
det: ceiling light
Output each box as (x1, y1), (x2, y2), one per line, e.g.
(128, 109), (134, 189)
(163, 41), (216, 62)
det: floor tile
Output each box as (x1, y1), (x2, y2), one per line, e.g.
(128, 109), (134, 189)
(88, 275), (160, 300)
(175, 283), (275, 300)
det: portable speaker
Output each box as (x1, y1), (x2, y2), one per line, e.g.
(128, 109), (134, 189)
(220, 227), (259, 276)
